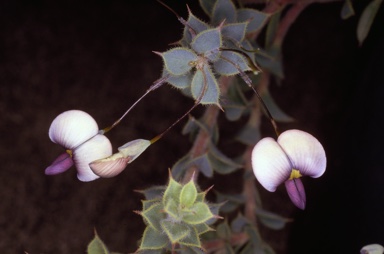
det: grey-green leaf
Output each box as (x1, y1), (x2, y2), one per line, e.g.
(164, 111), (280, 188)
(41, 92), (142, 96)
(162, 48), (198, 76)
(237, 8), (269, 34)
(222, 22), (248, 44)
(191, 67), (220, 105)
(214, 50), (250, 76)
(199, 0), (216, 17)
(163, 69), (193, 89)
(341, 0), (355, 19)
(139, 226), (168, 250)
(87, 232), (109, 254)
(256, 209), (292, 230)
(191, 28), (222, 61)
(357, 0), (383, 46)
(184, 10), (211, 44)
(208, 143), (242, 174)
(212, 0), (237, 26)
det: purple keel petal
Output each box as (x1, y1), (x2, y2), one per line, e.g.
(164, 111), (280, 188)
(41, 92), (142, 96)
(285, 178), (306, 210)
(45, 152), (74, 175)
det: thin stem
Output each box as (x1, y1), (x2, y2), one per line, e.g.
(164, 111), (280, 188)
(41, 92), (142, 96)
(99, 75), (168, 134)
(219, 53), (280, 137)
(150, 71), (208, 144)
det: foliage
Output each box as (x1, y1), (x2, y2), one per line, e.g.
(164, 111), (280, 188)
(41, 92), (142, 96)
(43, 0), (382, 253)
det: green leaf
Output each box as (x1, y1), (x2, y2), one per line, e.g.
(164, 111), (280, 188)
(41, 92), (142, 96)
(212, 0), (237, 26)
(191, 28), (222, 61)
(191, 66), (220, 105)
(206, 202), (223, 225)
(183, 10), (210, 44)
(163, 69), (193, 89)
(222, 22), (248, 44)
(256, 209), (291, 230)
(357, 0), (383, 46)
(161, 220), (190, 243)
(137, 185), (165, 200)
(237, 9), (269, 34)
(141, 203), (163, 231)
(214, 50), (250, 76)
(87, 231), (109, 254)
(236, 124), (261, 146)
(265, 11), (281, 48)
(261, 89), (293, 122)
(163, 177), (182, 205)
(162, 48), (198, 76)
(142, 199), (162, 211)
(244, 225), (262, 246)
(164, 198), (180, 220)
(230, 213), (249, 233)
(215, 191), (245, 213)
(198, 0), (216, 17)
(139, 226), (168, 250)
(195, 223), (212, 235)
(208, 143), (242, 174)
(183, 202), (214, 225)
(180, 179), (198, 208)
(216, 221), (232, 239)
(341, 0), (355, 19)
(171, 154), (191, 180)
(190, 154), (214, 178)
(179, 226), (201, 247)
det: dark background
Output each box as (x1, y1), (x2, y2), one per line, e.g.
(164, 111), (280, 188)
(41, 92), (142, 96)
(0, 0), (383, 253)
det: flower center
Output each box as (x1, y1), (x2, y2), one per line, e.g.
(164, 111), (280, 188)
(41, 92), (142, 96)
(289, 169), (302, 180)
(66, 149), (73, 157)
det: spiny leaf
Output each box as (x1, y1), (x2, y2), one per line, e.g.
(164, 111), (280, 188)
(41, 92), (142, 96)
(182, 202), (214, 225)
(195, 223), (212, 235)
(141, 203), (163, 231)
(163, 176), (182, 205)
(136, 185), (165, 200)
(191, 28), (222, 61)
(139, 226), (168, 250)
(191, 66), (220, 106)
(160, 220), (190, 243)
(212, 0), (237, 26)
(214, 50), (250, 76)
(162, 48), (198, 76)
(87, 231), (109, 254)
(237, 8), (269, 34)
(183, 10), (211, 44)
(164, 198), (180, 220)
(163, 69), (193, 89)
(180, 179), (198, 208)
(256, 209), (292, 230)
(142, 199), (162, 211)
(222, 22), (248, 44)
(178, 226), (201, 247)
(208, 143), (242, 174)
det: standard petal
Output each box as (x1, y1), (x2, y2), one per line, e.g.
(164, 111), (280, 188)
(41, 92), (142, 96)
(251, 137), (292, 192)
(90, 153), (130, 178)
(49, 110), (99, 150)
(285, 178), (306, 210)
(73, 134), (112, 182)
(277, 129), (326, 178)
(45, 152), (74, 175)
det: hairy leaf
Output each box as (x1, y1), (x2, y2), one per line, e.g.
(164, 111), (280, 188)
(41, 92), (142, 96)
(214, 50), (250, 76)
(237, 9), (269, 34)
(191, 66), (220, 105)
(87, 232), (109, 254)
(212, 0), (237, 25)
(162, 48), (197, 76)
(180, 179), (198, 208)
(139, 226), (168, 250)
(191, 28), (222, 61)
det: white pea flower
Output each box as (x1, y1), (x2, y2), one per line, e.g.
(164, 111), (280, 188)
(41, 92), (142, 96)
(45, 110), (112, 182)
(251, 129), (326, 210)
(361, 244), (384, 254)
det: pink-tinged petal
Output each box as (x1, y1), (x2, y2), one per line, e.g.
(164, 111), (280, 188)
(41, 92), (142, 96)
(278, 129), (326, 178)
(49, 110), (99, 150)
(45, 152), (74, 175)
(360, 244), (384, 254)
(285, 178), (306, 210)
(90, 153), (130, 178)
(251, 137), (292, 192)
(73, 134), (112, 182)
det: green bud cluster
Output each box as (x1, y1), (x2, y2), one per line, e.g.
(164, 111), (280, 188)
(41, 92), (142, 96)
(136, 173), (220, 253)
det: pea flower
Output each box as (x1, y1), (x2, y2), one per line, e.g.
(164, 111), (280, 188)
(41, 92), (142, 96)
(251, 129), (326, 210)
(45, 110), (112, 182)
